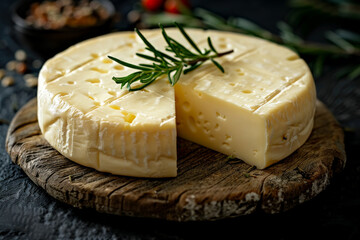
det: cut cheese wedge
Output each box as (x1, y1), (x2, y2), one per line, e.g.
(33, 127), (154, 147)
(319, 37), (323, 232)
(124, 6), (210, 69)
(38, 28), (316, 178)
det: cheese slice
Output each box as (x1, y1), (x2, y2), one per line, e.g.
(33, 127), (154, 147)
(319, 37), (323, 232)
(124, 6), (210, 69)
(38, 28), (316, 177)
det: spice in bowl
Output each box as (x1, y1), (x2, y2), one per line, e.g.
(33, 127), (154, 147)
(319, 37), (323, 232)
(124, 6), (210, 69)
(25, 0), (110, 30)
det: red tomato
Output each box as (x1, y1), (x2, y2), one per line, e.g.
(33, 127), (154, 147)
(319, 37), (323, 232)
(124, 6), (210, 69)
(142, 0), (164, 12)
(164, 0), (190, 14)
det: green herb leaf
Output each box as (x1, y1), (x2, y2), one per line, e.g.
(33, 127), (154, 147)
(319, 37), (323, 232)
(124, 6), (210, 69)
(184, 62), (203, 74)
(136, 53), (163, 63)
(211, 58), (224, 73)
(207, 37), (218, 54)
(109, 23), (233, 91)
(174, 22), (203, 55)
(172, 64), (184, 85)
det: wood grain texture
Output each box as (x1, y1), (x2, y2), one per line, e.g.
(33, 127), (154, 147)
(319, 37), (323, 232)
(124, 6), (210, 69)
(5, 98), (346, 221)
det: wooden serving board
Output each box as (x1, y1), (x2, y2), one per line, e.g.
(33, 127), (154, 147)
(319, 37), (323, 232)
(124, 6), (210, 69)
(6, 98), (346, 221)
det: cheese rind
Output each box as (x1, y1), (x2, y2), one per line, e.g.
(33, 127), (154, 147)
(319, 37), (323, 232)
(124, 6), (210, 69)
(38, 28), (316, 177)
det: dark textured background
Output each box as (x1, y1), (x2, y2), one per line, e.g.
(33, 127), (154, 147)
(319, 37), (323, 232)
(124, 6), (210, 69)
(1, 0), (360, 239)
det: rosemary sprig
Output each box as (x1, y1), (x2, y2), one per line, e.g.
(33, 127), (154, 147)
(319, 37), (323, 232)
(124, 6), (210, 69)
(108, 23), (233, 91)
(140, 7), (360, 80)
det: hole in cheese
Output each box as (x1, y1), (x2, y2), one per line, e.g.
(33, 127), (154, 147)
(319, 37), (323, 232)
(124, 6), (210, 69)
(287, 55), (299, 61)
(108, 91), (116, 96)
(86, 79), (100, 84)
(102, 59), (112, 64)
(67, 81), (74, 84)
(222, 142), (230, 148)
(203, 127), (210, 134)
(114, 65), (124, 70)
(91, 53), (99, 58)
(122, 111), (136, 123)
(225, 134), (232, 142)
(109, 105), (120, 110)
(242, 90), (252, 94)
(87, 95), (95, 100)
(216, 112), (226, 120)
(90, 67), (108, 74)
(121, 109), (136, 123)
(236, 68), (245, 76)
(58, 92), (68, 97)
(203, 120), (211, 133)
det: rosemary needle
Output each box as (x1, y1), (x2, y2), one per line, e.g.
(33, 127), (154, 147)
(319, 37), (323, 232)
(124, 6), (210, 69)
(108, 23), (234, 91)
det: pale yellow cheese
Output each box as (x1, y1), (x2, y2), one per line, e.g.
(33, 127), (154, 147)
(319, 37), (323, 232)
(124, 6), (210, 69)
(174, 31), (316, 169)
(38, 28), (316, 177)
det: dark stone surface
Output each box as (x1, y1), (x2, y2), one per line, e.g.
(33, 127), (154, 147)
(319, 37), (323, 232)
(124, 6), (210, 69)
(1, 0), (359, 239)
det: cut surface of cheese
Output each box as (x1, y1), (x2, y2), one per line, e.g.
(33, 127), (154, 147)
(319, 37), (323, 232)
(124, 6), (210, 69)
(38, 28), (316, 177)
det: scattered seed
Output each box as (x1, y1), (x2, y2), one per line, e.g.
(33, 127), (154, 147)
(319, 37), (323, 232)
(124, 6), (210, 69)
(15, 49), (27, 61)
(6, 61), (17, 71)
(25, 76), (38, 87)
(32, 59), (43, 69)
(16, 62), (27, 74)
(1, 76), (15, 87)
(24, 73), (35, 80)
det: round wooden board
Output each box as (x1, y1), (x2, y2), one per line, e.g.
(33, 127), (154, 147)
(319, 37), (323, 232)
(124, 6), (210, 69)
(6, 98), (346, 221)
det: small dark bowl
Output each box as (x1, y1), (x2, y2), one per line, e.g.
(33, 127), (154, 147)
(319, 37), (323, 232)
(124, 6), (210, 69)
(12, 0), (116, 60)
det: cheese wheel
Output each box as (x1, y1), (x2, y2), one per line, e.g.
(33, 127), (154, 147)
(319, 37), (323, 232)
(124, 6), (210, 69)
(38, 28), (316, 177)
